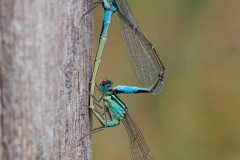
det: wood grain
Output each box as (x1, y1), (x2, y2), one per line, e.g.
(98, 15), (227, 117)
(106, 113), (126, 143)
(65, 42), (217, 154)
(0, 0), (93, 159)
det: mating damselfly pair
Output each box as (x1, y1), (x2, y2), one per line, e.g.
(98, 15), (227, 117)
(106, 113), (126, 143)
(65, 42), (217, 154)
(82, 0), (166, 159)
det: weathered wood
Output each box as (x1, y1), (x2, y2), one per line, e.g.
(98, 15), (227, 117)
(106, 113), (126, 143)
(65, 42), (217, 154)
(0, 0), (93, 159)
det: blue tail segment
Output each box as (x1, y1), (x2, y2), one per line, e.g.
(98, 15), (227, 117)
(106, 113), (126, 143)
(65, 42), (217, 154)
(113, 86), (151, 94)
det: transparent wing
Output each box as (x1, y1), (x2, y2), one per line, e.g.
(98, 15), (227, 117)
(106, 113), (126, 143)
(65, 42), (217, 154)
(123, 113), (156, 160)
(113, 0), (165, 94)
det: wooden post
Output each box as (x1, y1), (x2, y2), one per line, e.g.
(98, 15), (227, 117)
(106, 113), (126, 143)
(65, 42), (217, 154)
(0, 0), (93, 159)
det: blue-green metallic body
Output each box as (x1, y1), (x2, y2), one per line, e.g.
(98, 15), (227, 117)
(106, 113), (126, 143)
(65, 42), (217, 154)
(102, 90), (127, 126)
(98, 78), (161, 127)
(101, 84), (153, 127)
(94, 80), (157, 159)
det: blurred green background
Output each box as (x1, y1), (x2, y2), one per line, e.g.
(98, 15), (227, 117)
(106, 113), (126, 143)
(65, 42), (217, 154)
(92, 0), (240, 160)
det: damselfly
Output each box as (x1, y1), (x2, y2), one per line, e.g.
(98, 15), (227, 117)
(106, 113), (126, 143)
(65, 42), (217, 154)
(85, 0), (166, 112)
(90, 78), (161, 160)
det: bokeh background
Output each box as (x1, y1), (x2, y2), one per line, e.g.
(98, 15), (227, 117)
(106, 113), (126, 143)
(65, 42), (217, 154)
(92, 0), (240, 160)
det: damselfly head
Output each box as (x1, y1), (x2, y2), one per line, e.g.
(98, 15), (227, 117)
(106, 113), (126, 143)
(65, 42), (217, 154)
(99, 80), (113, 92)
